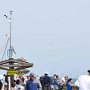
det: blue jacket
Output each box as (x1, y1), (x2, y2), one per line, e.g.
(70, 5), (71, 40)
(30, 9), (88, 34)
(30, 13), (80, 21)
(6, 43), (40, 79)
(25, 79), (42, 90)
(66, 82), (72, 90)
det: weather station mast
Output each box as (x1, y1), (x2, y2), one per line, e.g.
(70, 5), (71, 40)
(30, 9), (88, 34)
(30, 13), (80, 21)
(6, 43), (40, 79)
(4, 11), (15, 89)
(4, 11), (14, 59)
(0, 11), (33, 89)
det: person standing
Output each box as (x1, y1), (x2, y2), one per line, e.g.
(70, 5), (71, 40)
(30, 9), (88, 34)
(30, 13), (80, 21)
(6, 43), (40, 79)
(76, 70), (90, 90)
(43, 72), (51, 90)
(25, 73), (42, 90)
(66, 78), (75, 90)
(15, 79), (24, 90)
(60, 76), (68, 89)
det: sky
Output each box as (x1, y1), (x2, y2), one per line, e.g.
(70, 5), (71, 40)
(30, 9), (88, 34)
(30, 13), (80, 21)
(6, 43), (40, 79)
(0, 0), (90, 78)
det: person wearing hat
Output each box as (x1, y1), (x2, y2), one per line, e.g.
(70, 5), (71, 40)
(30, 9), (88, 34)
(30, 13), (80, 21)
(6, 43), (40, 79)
(75, 70), (90, 90)
(42, 72), (51, 90)
(25, 72), (42, 90)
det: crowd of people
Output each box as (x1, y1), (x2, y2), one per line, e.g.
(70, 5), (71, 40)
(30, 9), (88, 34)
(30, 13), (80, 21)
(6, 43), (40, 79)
(0, 70), (90, 90)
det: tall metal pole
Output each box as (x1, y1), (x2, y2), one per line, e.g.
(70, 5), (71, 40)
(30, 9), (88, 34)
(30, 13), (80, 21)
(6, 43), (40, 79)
(9, 11), (13, 59)
(4, 11), (15, 88)
(9, 11), (15, 88)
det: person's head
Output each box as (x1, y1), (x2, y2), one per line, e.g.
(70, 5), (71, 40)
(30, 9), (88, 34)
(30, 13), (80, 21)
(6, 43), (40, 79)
(11, 82), (15, 87)
(87, 70), (90, 75)
(44, 72), (48, 76)
(56, 75), (59, 79)
(67, 78), (73, 83)
(53, 74), (56, 77)
(16, 80), (20, 85)
(27, 76), (30, 79)
(21, 77), (24, 82)
(64, 76), (68, 80)
(29, 73), (36, 81)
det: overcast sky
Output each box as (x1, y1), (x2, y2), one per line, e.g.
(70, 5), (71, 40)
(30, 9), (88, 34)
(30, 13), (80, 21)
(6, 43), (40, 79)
(0, 0), (90, 77)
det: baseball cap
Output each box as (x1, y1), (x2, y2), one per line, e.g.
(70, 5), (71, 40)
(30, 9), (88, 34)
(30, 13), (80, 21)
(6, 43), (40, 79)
(45, 72), (48, 75)
(29, 72), (36, 77)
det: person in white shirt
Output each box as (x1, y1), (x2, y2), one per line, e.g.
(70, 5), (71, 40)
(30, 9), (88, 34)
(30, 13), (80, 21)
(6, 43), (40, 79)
(15, 79), (24, 90)
(60, 76), (68, 89)
(75, 70), (90, 90)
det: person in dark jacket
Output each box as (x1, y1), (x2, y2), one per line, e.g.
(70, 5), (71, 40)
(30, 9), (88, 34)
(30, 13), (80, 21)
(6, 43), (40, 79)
(43, 72), (50, 90)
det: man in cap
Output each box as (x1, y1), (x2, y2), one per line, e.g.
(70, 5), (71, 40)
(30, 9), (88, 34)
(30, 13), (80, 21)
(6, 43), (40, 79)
(25, 72), (42, 90)
(42, 72), (50, 90)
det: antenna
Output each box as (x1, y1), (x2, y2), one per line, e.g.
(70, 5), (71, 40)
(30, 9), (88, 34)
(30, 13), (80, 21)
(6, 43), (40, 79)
(4, 11), (14, 59)
(9, 11), (13, 59)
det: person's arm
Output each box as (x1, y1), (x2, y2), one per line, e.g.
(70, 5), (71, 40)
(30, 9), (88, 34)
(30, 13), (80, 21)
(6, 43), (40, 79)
(69, 82), (75, 87)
